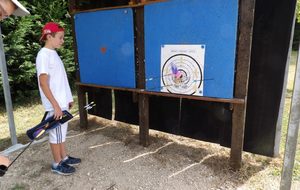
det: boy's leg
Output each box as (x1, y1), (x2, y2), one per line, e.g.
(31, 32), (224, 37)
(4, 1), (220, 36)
(59, 123), (82, 166)
(48, 111), (81, 167)
(60, 142), (67, 160)
(50, 143), (62, 163)
(49, 124), (68, 162)
(49, 128), (75, 175)
(59, 122), (68, 159)
(50, 142), (75, 175)
(47, 111), (64, 163)
(47, 111), (75, 175)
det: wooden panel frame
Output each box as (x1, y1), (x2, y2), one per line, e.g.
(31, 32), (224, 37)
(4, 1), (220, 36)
(69, 0), (256, 169)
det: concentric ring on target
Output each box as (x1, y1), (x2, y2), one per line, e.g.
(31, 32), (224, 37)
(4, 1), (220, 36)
(161, 54), (203, 95)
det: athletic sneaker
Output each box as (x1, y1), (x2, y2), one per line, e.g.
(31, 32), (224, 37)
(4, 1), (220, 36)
(62, 156), (81, 166)
(51, 161), (75, 175)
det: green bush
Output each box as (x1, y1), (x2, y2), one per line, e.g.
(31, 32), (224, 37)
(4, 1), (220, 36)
(0, 0), (75, 103)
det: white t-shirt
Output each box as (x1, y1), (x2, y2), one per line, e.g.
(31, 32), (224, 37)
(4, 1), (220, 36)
(36, 47), (73, 111)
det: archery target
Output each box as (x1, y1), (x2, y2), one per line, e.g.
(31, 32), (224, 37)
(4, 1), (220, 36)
(161, 45), (205, 96)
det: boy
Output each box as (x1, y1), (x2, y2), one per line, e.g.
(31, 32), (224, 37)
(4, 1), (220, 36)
(36, 22), (80, 175)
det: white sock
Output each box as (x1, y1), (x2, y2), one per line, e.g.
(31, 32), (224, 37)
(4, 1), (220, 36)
(62, 156), (69, 161)
(52, 162), (59, 168)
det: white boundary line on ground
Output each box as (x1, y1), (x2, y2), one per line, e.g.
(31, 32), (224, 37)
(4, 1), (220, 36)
(123, 142), (174, 163)
(168, 153), (219, 178)
(89, 141), (122, 149)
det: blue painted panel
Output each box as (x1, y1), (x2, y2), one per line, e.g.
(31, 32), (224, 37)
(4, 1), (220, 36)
(74, 8), (136, 88)
(145, 0), (238, 98)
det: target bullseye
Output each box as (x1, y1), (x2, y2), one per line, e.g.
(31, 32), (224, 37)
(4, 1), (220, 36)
(161, 53), (203, 95)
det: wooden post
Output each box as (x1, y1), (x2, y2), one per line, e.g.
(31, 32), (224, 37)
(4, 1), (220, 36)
(68, 0), (88, 128)
(230, 0), (256, 170)
(139, 94), (149, 146)
(77, 86), (88, 128)
(135, 6), (150, 146)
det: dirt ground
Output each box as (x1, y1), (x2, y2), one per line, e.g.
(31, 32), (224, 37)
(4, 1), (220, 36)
(0, 115), (299, 190)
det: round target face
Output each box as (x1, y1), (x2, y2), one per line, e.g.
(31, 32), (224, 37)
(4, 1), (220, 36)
(161, 54), (203, 95)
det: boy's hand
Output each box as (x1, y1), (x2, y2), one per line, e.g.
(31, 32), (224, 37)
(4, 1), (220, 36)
(53, 105), (63, 120)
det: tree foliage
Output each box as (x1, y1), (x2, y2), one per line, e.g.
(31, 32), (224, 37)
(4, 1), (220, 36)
(0, 0), (75, 102)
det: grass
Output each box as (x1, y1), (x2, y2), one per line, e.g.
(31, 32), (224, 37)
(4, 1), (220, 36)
(0, 96), (43, 149)
(0, 93), (78, 151)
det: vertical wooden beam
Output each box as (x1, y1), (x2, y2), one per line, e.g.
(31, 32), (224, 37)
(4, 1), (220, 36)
(68, 0), (88, 128)
(135, 7), (145, 89)
(135, 6), (150, 146)
(230, 0), (256, 169)
(139, 94), (149, 146)
(77, 86), (88, 128)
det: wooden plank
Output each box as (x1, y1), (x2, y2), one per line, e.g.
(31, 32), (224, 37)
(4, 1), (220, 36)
(77, 86), (88, 128)
(230, 0), (256, 170)
(135, 8), (145, 89)
(135, 6), (150, 146)
(139, 94), (149, 146)
(76, 82), (245, 104)
(70, 0), (168, 14)
(69, 0), (88, 128)
(137, 90), (244, 104)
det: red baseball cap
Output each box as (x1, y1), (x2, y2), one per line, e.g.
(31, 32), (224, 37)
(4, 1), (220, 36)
(40, 22), (64, 41)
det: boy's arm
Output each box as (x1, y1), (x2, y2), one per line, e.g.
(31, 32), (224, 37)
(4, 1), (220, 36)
(39, 74), (63, 120)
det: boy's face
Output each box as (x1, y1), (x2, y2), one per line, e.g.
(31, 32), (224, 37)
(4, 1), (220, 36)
(47, 31), (65, 49)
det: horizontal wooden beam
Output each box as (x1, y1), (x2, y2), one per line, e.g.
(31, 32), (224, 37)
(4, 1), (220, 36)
(69, 0), (168, 14)
(76, 82), (245, 104)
